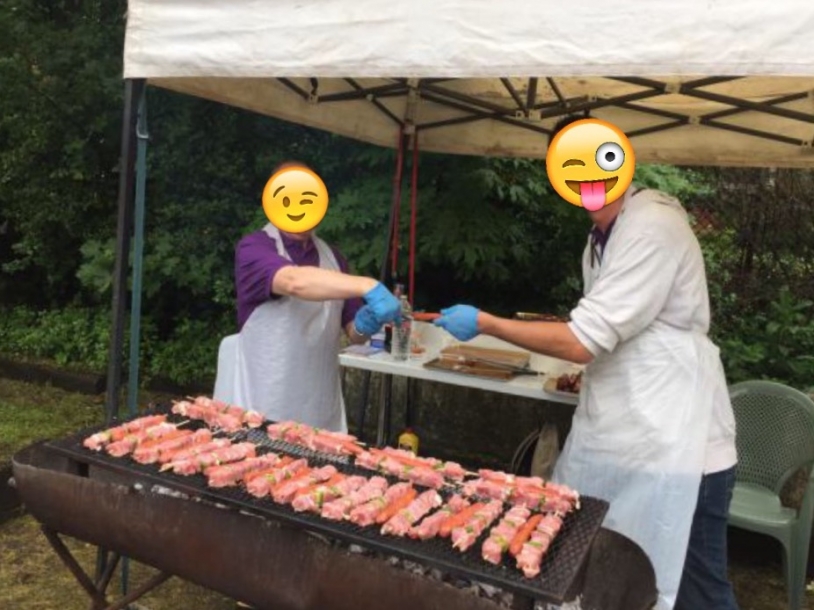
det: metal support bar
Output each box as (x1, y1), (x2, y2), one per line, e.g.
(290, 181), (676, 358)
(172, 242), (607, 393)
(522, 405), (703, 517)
(42, 527), (108, 607)
(701, 119), (806, 146)
(547, 77), (568, 108)
(421, 82), (516, 115)
(608, 75), (741, 92)
(626, 120), (688, 138)
(535, 87), (667, 122)
(105, 78), (146, 426)
(104, 571), (172, 610)
(525, 77), (539, 111)
(319, 81), (408, 102)
(501, 78), (526, 112)
(345, 78), (404, 126)
(615, 90), (814, 147)
(416, 96), (569, 132)
(41, 526), (172, 610)
(96, 552), (121, 594)
(702, 91), (809, 120)
(419, 92), (550, 134)
(277, 78), (309, 100)
(684, 88), (814, 125)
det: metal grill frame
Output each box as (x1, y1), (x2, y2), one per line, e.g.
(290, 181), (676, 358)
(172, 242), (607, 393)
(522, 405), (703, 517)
(46, 411), (609, 606)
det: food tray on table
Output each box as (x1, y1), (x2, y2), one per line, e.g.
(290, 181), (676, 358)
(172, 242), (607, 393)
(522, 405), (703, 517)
(45, 407), (608, 606)
(543, 378), (579, 398)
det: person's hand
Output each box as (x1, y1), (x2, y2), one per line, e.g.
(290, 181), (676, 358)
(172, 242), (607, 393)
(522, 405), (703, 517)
(433, 305), (480, 341)
(363, 282), (402, 324)
(353, 306), (382, 337)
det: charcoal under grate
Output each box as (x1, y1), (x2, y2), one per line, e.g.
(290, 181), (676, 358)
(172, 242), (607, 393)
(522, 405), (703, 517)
(44, 410), (609, 605)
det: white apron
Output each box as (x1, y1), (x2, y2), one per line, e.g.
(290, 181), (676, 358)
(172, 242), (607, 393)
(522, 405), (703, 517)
(553, 193), (721, 610)
(231, 223), (347, 432)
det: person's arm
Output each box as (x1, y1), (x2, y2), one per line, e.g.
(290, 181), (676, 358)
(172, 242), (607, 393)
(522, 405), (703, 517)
(272, 265), (377, 301)
(436, 225), (680, 363)
(477, 315), (594, 364)
(345, 321), (369, 345)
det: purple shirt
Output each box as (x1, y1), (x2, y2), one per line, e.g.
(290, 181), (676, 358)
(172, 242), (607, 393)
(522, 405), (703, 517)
(234, 230), (363, 331)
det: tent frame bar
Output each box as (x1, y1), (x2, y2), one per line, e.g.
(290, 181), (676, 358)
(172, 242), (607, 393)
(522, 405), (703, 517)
(266, 75), (814, 151)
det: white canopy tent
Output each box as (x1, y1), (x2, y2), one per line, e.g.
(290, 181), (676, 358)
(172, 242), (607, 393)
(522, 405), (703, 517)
(106, 0), (814, 420)
(123, 0), (814, 168)
(97, 4), (814, 603)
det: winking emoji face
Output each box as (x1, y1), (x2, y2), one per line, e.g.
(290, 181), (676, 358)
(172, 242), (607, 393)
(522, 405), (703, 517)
(262, 165), (329, 233)
(546, 119), (635, 211)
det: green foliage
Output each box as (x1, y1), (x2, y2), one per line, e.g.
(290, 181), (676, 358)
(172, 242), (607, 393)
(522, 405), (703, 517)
(0, 0), (126, 307)
(698, 225), (814, 387)
(1, 0), (812, 394)
(147, 317), (227, 386)
(0, 306), (120, 371)
(634, 164), (714, 200)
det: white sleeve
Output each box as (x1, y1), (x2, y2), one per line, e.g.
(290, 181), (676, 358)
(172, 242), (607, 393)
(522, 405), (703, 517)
(567, 230), (680, 355)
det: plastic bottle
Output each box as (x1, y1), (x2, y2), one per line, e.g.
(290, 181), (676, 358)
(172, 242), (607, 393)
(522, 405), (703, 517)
(398, 428), (420, 455)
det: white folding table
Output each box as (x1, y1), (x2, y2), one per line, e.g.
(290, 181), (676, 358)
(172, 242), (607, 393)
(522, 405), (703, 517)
(338, 322), (581, 445)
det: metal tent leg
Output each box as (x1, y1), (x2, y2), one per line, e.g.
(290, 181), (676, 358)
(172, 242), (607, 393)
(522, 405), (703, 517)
(357, 129), (408, 445)
(105, 78), (146, 426)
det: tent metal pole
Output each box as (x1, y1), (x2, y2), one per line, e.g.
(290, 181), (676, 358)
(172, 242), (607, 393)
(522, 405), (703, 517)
(120, 84), (149, 602)
(104, 78), (146, 426)
(126, 88), (149, 419)
(355, 129), (408, 445)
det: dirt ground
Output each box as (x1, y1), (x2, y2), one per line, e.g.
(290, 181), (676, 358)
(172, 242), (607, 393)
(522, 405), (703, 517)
(1, 378), (812, 610)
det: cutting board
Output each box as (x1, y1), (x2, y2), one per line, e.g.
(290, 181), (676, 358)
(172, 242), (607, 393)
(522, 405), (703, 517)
(440, 345), (531, 369)
(424, 357), (516, 381)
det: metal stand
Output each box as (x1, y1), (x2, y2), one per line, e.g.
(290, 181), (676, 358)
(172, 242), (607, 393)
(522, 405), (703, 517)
(41, 526), (171, 610)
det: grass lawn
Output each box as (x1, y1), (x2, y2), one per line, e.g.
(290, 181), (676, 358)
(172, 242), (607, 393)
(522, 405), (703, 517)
(0, 377), (811, 610)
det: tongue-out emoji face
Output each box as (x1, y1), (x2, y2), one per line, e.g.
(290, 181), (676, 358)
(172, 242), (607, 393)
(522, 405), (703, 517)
(545, 119), (635, 211)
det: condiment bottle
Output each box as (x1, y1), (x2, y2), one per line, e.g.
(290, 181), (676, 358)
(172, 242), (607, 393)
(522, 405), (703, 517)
(398, 428), (420, 455)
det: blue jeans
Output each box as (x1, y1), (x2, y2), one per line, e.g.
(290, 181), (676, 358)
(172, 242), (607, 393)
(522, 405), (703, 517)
(675, 465), (740, 610)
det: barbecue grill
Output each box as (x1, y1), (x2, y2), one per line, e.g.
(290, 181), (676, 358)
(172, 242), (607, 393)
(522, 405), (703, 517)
(9, 411), (658, 610)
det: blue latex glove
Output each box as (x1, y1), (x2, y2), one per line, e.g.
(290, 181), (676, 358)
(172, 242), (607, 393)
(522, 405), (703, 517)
(363, 282), (402, 324)
(353, 305), (382, 337)
(433, 305), (481, 341)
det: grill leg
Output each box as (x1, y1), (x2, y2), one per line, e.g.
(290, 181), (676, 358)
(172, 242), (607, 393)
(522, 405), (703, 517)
(511, 594), (535, 610)
(40, 526), (172, 610)
(41, 527), (109, 608)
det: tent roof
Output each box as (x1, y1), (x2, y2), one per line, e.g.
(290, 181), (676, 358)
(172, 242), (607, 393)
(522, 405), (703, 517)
(124, 0), (814, 168)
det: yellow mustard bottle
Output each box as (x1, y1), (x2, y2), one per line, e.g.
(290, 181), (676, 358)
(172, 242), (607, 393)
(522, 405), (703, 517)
(397, 428), (420, 455)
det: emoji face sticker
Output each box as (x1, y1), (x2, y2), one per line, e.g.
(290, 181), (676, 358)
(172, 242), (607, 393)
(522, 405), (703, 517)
(546, 119), (635, 211)
(262, 165), (329, 233)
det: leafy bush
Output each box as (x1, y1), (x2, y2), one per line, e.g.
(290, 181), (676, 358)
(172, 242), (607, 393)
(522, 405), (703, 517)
(0, 306), (125, 371)
(697, 225), (814, 388)
(0, 305), (229, 388)
(145, 317), (229, 386)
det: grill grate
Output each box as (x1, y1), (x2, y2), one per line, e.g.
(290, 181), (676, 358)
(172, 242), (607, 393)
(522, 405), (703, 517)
(45, 411), (608, 605)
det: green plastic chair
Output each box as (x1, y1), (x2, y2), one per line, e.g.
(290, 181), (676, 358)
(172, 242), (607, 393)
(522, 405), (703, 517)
(727, 380), (814, 610)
